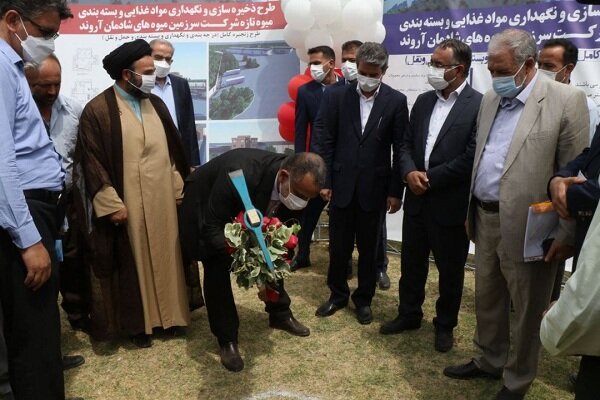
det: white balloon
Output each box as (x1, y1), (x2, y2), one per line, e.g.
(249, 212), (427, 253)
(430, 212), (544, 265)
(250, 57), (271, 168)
(281, 0), (291, 12)
(304, 29), (334, 51)
(283, 24), (308, 49)
(358, 21), (387, 43)
(365, 0), (384, 21)
(311, 0), (342, 26)
(284, 0), (315, 31)
(342, 0), (375, 30)
(332, 29), (359, 53)
(295, 47), (309, 63)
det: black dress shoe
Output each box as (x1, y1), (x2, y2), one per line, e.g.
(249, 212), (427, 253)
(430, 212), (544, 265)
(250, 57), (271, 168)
(496, 386), (524, 400)
(434, 330), (453, 353)
(377, 271), (391, 290)
(379, 316), (421, 335)
(443, 360), (501, 380)
(356, 306), (373, 325)
(69, 317), (91, 333)
(315, 301), (345, 317)
(220, 342), (244, 372)
(62, 355), (85, 371)
(290, 259), (311, 272)
(130, 333), (152, 348)
(270, 316), (310, 336)
(164, 326), (186, 337)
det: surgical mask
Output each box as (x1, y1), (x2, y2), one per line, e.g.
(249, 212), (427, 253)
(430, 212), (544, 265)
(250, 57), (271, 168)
(310, 64), (327, 83)
(279, 178), (308, 210)
(357, 73), (381, 92)
(341, 61), (358, 81)
(427, 65), (456, 90)
(128, 70), (156, 94)
(14, 17), (55, 65)
(154, 60), (171, 78)
(492, 62), (526, 98)
(538, 65), (567, 82)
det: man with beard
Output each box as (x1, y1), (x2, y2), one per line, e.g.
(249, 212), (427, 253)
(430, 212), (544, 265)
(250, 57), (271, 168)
(74, 39), (191, 348)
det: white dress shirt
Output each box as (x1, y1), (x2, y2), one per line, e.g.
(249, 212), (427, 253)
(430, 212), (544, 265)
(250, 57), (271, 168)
(49, 95), (83, 190)
(151, 75), (179, 129)
(425, 80), (467, 170)
(473, 72), (539, 201)
(356, 84), (381, 133)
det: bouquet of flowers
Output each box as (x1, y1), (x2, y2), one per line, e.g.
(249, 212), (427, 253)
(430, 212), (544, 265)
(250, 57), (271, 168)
(224, 211), (300, 302)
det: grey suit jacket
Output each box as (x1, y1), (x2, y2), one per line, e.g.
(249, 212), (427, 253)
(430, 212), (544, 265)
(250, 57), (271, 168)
(468, 74), (589, 261)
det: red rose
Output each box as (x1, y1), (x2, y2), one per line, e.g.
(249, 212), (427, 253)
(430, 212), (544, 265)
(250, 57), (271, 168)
(235, 211), (247, 229)
(225, 241), (236, 254)
(268, 217), (282, 228)
(284, 234), (298, 250)
(262, 216), (271, 232)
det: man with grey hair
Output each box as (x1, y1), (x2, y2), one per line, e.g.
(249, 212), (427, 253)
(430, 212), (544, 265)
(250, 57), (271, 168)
(150, 38), (201, 168)
(315, 42), (408, 325)
(0, 0), (73, 398)
(444, 28), (589, 400)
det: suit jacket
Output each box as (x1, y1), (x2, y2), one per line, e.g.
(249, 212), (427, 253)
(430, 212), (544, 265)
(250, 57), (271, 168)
(318, 82), (408, 212)
(170, 74), (201, 166)
(294, 78), (344, 153)
(468, 75), (589, 261)
(554, 124), (600, 218)
(401, 84), (482, 226)
(180, 148), (299, 261)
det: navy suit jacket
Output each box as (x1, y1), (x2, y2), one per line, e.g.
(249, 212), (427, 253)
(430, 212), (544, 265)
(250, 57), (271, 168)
(318, 82), (408, 212)
(294, 78), (345, 153)
(400, 84), (482, 226)
(170, 74), (201, 166)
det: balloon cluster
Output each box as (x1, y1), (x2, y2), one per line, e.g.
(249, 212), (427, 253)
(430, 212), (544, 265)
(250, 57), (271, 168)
(277, 71), (312, 142)
(282, 0), (385, 66)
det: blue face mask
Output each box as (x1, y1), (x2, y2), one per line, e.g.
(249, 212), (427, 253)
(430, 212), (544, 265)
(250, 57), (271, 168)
(492, 62), (526, 98)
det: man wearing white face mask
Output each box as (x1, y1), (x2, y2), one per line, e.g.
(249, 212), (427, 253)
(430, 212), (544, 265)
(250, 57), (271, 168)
(74, 39), (191, 348)
(150, 39), (200, 169)
(381, 39), (482, 353)
(316, 42), (408, 325)
(444, 29), (588, 400)
(0, 1), (73, 399)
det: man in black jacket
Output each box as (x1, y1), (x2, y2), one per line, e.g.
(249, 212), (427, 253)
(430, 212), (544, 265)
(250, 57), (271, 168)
(181, 149), (325, 372)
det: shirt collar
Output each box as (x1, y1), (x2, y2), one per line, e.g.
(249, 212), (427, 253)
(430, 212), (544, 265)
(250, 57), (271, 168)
(155, 75), (172, 89)
(113, 83), (139, 103)
(501, 70), (539, 108)
(52, 94), (65, 113)
(0, 39), (24, 67)
(435, 79), (467, 101)
(356, 83), (381, 100)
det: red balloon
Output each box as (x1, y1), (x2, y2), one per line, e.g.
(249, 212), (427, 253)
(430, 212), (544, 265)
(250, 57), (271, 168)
(287, 74), (312, 102)
(277, 101), (296, 142)
(304, 66), (311, 76)
(334, 67), (342, 77)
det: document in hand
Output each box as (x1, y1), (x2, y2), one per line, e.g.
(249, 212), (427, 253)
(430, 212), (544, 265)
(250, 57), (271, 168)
(523, 201), (559, 262)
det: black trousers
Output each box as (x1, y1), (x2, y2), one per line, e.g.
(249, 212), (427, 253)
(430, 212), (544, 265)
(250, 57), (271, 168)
(398, 211), (468, 331)
(576, 355), (600, 400)
(0, 199), (64, 400)
(296, 196), (327, 264)
(376, 219), (389, 273)
(328, 193), (385, 308)
(0, 305), (14, 400)
(202, 252), (292, 346)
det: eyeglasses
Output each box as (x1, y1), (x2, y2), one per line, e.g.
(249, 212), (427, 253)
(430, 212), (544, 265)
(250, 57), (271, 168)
(427, 62), (459, 69)
(24, 17), (59, 40)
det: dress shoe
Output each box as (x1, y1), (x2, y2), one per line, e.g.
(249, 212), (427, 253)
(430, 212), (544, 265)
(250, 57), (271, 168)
(496, 386), (524, 400)
(69, 317), (91, 333)
(315, 301), (345, 317)
(379, 316), (421, 335)
(377, 271), (391, 290)
(62, 355), (85, 371)
(164, 326), (186, 337)
(220, 342), (244, 372)
(270, 316), (310, 336)
(356, 306), (373, 325)
(443, 360), (501, 380)
(130, 333), (152, 348)
(290, 259), (311, 272)
(434, 330), (454, 353)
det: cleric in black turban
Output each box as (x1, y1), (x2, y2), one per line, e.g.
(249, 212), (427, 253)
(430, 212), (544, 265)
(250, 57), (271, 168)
(102, 39), (152, 80)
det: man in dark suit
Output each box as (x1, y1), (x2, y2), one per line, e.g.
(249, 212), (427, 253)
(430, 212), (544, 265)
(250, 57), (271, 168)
(293, 46), (342, 271)
(379, 39), (482, 352)
(180, 149), (325, 372)
(150, 39), (201, 168)
(315, 42), (408, 325)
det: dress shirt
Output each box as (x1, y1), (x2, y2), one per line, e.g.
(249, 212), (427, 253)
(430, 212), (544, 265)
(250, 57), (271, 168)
(586, 96), (599, 144)
(473, 72), (539, 201)
(0, 39), (64, 249)
(541, 196), (600, 357)
(356, 84), (381, 133)
(49, 95), (83, 190)
(151, 76), (179, 129)
(425, 80), (467, 169)
(114, 84), (141, 121)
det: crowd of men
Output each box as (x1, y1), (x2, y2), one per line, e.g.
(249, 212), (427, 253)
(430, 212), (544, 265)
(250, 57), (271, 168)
(1, 1), (599, 399)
